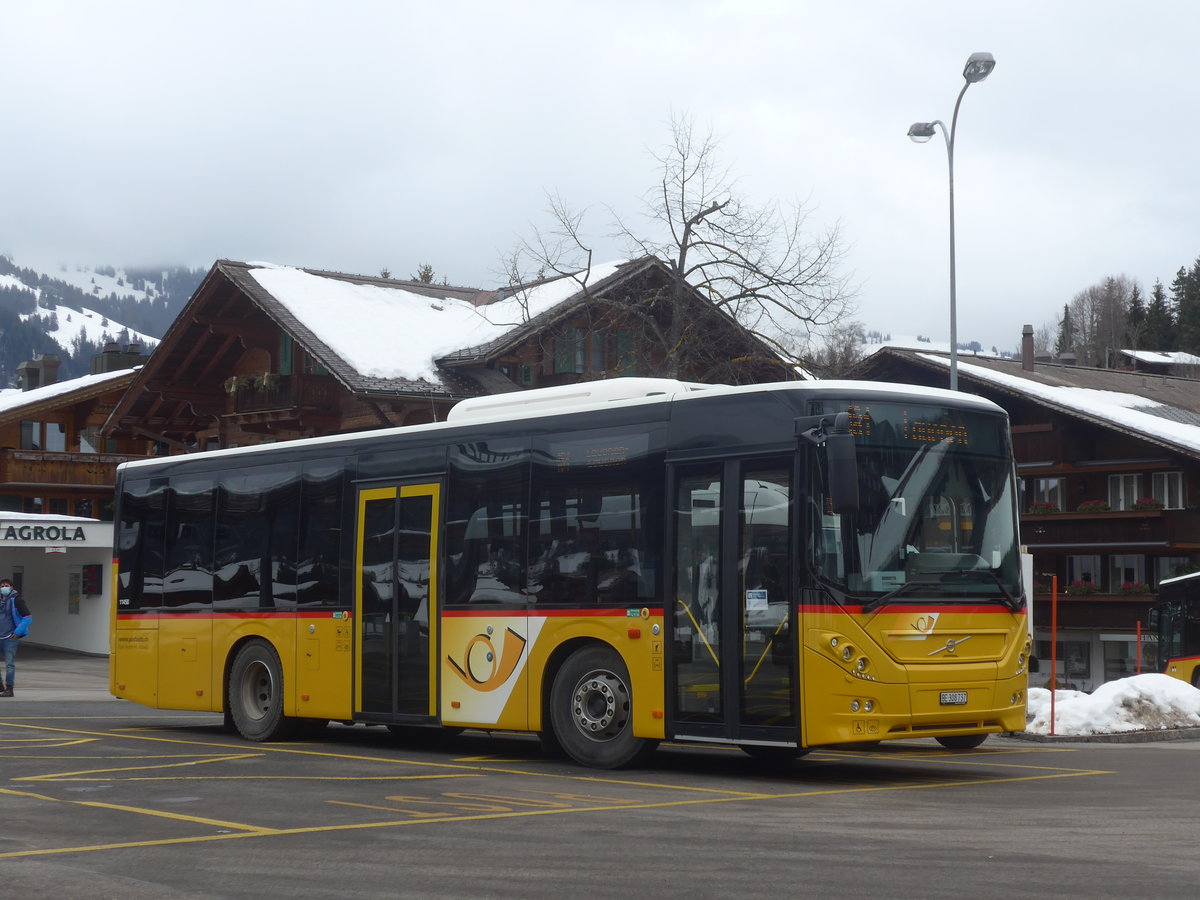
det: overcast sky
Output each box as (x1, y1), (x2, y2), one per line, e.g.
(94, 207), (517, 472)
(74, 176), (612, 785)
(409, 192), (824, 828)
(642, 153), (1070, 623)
(2, 1), (1197, 352)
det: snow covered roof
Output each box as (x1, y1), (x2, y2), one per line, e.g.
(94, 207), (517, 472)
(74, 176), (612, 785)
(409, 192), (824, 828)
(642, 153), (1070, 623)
(245, 259), (628, 383)
(855, 347), (1200, 459)
(214, 258), (638, 396)
(1119, 349), (1200, 367)
(0, 367), (137, 422)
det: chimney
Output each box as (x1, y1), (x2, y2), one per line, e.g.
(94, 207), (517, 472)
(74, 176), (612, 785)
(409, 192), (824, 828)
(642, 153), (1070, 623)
(17, 354), (61, 390)
(90, 343), (148, 374)
(1021, 324), (1035, 372)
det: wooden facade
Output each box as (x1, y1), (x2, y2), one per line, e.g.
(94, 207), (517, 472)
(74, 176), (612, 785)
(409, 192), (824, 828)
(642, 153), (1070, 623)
(0, 351), (149, 519)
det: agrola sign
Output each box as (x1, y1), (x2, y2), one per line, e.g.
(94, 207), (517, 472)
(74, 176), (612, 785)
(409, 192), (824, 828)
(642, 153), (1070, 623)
(1, 522), (91, 544)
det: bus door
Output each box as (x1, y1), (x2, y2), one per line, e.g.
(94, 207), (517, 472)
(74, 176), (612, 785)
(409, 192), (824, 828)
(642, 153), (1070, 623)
(355, 483), (441, 720)
(669, 458), (798, 746)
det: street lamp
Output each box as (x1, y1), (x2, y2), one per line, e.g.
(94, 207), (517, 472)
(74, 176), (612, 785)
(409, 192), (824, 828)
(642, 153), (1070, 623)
(908, 51), (996, 391)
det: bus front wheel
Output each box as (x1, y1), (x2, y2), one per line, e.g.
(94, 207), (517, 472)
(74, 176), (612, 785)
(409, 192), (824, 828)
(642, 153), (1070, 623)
(228, 640), (298, 742)
(936, 734), (988, 750)
(550, 645), (655, 769)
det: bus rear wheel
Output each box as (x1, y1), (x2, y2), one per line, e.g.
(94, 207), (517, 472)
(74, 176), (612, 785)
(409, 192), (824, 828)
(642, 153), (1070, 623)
(936, 734), (988, 750)
(550, 645), (656, 769)
(228, 640), (298, 742)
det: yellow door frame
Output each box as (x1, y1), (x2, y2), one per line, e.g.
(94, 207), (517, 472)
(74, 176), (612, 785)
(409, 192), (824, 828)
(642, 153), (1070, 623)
(354, 482), (441, 716)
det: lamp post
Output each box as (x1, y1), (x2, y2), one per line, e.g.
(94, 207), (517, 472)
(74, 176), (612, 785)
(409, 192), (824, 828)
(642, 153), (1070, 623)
(908, 51), (996, 392)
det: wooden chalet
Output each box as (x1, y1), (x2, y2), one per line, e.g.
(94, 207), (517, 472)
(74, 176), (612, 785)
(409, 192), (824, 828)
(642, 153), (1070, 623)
(851, 334), (1200, 690)
(102, 257), (794, 452)
(0, 347), (149, 519)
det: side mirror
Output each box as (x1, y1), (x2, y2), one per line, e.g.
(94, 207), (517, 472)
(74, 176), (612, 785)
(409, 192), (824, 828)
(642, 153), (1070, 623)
(826, 413), (859, 514)
(1028, 654), (1040, 674)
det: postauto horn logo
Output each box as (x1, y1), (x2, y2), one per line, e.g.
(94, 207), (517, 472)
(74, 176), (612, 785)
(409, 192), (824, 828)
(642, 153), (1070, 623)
(447, 625), (528, 691)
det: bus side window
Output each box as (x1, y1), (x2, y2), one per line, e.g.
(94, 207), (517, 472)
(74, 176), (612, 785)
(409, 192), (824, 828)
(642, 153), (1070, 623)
(445, 446), (528, 606)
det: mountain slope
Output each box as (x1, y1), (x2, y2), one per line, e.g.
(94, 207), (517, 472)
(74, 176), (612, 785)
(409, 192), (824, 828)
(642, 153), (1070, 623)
(0, 256), (205, 387)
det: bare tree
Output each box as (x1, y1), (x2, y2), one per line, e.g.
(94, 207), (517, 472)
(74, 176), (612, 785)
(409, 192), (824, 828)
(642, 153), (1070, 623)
(1052, 275), (1134, 367)
(804, 321), (867, 378)
(504, 113), (857, 377)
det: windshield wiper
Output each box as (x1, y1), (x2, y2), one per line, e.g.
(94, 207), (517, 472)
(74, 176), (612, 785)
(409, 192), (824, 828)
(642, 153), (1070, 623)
(937, 569), (1023, 611)
(860, 578), (944, 614)
(861, 570), (1023, 614)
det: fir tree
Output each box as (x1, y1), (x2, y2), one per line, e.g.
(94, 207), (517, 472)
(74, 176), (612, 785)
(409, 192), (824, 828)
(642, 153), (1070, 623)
(1055, 304), (1073, 356)
(1171, 260), (1200, 354)
(1143, 279), (1174, 349)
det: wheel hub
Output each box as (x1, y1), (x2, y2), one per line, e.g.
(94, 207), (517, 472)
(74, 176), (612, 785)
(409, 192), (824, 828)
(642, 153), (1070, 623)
(571, 671), (626, 740)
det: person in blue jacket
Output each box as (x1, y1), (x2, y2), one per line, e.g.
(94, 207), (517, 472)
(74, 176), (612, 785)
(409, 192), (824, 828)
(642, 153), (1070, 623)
(0, 577), (32, 697)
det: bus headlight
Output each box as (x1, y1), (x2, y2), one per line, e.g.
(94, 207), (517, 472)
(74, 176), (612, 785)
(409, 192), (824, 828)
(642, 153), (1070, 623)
(864, 700), (875, 712)
(856, 657), (868, 672)
(842, 645), (854, 661)
(850, 700), (860, 712)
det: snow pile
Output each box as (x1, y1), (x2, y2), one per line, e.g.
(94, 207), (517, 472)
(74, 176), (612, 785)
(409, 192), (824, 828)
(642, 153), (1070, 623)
(1025, 674), (1200, 735)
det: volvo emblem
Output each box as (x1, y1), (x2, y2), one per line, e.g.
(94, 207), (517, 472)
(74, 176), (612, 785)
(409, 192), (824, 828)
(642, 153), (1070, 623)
(928, 635), (973, 656)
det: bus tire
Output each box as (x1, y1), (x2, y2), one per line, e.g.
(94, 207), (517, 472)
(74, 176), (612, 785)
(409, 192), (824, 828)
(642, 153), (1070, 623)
(549, 645), (656, 769)
(228, 640), (298, 742)
(1191, 670), (1200, 689)
(936, 734), (988, 750)
(739, 744), (810, 764)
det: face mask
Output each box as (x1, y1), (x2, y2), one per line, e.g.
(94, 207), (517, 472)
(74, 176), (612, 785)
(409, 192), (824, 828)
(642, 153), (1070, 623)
(0, 587), (10, 596)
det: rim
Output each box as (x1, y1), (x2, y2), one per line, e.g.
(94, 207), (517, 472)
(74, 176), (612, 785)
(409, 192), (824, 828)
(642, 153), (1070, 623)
(238, 659), (274, 723)
(569, 667), (630, 742)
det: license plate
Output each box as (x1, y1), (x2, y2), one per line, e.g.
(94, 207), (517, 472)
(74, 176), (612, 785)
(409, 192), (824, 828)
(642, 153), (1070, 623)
(940, 691), (968, 706)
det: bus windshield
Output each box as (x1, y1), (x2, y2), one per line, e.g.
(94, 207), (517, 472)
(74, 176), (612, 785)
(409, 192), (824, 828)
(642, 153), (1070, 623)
(810, 399), (1021, 607)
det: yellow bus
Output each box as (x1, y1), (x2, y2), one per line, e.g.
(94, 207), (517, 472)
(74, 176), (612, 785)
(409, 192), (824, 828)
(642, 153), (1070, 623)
(111, 378), (1030, 768)
(1149, 571), (1200, 685)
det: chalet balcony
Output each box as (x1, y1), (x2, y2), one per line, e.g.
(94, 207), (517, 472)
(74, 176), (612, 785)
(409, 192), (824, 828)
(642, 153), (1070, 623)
(1020, 508), (1200, 549)
(0, 448), (135, 488)
(231, 374), (340, 414)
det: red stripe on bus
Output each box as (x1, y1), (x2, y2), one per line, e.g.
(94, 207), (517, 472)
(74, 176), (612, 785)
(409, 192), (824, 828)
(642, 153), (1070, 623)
(442, 607), (665, 618)
(805, 604), (1024, 615)
(116, 610), (342, 621)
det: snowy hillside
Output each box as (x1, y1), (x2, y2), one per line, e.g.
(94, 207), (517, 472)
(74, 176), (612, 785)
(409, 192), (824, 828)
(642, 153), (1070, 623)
(0, 255), (204, 387)
(22, 302), (160, 354)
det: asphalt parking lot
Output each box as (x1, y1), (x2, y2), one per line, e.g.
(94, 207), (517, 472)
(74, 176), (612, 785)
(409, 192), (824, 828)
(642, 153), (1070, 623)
(4, 648), (1200, 898)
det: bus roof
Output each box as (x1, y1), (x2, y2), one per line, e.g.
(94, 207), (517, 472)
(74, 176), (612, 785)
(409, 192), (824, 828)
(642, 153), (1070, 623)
(118, 377), (1005, 474)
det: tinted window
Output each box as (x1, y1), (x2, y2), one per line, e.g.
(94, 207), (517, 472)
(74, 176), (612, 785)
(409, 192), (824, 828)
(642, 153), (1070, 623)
(215, 465), (300, 610)
(445, 441), (528, 607)
(117, 477), (167, 610)
(297, 460), (345, 607)
(162, 475), (215, 609)
(529, 431), (660, 607)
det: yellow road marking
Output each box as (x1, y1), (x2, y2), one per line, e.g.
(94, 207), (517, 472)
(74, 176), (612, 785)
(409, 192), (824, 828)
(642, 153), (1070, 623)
(18, 754), (263, 781)
(0, 718), (1115, 861)
(0, 764), (1109, 860)
(0, 787), (271, 834)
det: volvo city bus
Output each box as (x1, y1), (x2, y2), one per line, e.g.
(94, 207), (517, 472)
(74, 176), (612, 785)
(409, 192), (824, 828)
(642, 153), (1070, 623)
(110, 378), (1031, 768)
(1149, 571), (1200, 685)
